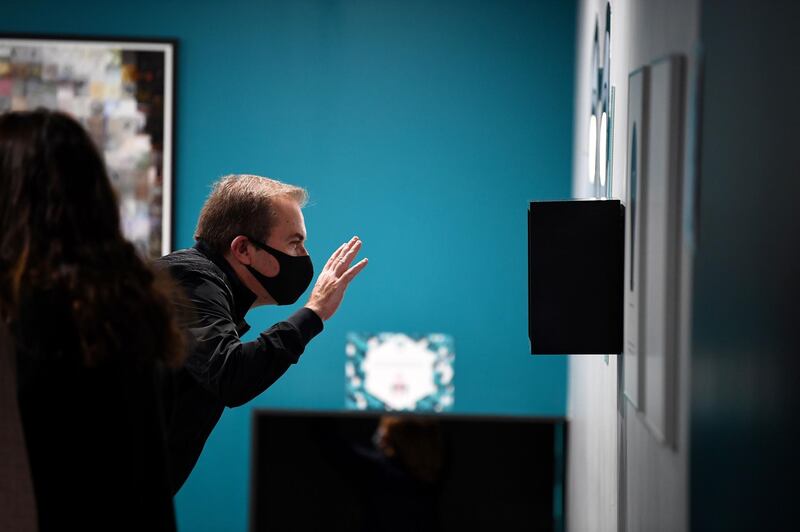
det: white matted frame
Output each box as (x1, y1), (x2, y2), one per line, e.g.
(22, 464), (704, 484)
(640, 55), (684, 446)
(0, 34), (175, 259)
(624, 66), (649, 410)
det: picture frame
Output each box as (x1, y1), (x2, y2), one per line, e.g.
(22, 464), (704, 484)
(623, 66), (649, 409)
(345, 332), (455, 412)
(0, 34), (176, 259)
(640, 55), (684, 446)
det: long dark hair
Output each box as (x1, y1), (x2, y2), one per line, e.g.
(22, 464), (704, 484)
(0, 109), (184, 367)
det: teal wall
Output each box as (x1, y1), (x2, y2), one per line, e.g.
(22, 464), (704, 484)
(691, 2), (800, 531)
(2, 1), (575, 530)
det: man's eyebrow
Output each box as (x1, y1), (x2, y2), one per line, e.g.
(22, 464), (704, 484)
(287, 232), (306, 242)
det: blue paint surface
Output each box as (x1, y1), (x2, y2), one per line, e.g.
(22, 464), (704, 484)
(2, 1), (575, 529)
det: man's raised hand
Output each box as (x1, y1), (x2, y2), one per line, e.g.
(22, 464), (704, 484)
(305, 236), (368, 321)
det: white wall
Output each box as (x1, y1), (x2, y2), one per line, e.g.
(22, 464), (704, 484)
(567, 1), (699, 531)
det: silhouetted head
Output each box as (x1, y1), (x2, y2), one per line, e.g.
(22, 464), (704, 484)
(0, 108), (183, 367)
(0, 109), (123, 268)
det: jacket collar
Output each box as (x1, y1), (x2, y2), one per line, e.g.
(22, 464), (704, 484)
(193, 240), (257, 331)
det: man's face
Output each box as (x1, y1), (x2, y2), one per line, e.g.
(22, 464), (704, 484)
(225, 195), (310, 306)
(246, 195), (309, 286)
(263, 195), (308, 257)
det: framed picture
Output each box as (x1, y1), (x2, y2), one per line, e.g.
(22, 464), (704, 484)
(0, 34), (175, 259)
(623, 66), (649, 409)
(640, 55), (684, 446)
(345, 332), (455, 412)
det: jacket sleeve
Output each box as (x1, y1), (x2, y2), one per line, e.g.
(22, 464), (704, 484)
(178, 273), (323, 407)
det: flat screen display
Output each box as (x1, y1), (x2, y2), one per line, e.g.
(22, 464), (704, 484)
(250, 410), (564, 532)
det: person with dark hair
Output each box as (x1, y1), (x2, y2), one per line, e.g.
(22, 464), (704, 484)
(156, 174), (368, 492)
(0, 109), (185, 531)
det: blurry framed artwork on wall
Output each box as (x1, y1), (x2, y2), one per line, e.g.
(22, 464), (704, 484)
(0, 34), (175, 259)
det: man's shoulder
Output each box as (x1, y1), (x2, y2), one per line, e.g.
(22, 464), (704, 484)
(157, 247), (211, 270)
(156, 248), (236, 317)
(155, 248), (227, 288)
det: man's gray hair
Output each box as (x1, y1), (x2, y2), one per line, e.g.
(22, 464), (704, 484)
(194, 174), (308, 254)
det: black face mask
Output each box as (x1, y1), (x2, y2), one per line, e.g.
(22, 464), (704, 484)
(246, 237), (314, 305)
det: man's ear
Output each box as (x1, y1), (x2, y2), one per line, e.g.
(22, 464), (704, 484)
(229, 235), (253, 265)
(229, 235), (280, 276)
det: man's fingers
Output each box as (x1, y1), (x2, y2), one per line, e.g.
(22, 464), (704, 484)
(340, 258), (368, 284)
(324, 236), (357, 271)
(335, 239), (362, 274)
(330, 239), (352, 265)
(324, 241), (348, 271)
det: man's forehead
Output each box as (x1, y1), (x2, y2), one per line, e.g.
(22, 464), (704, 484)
(269, 196), (306, 238)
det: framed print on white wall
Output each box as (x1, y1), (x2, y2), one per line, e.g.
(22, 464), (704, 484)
(623, 66), (649, 410)
(641, 55), (685, 447)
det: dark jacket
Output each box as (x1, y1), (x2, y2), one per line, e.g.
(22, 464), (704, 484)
(0, 322), (37, 531)
(156, 241), (322, 492)
(13, 288), (176, 532)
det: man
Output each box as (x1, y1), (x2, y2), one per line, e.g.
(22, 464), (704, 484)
(157, 174), (367, 492)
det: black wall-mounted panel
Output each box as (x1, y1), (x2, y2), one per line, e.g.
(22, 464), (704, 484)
(528, 199), (624, 354)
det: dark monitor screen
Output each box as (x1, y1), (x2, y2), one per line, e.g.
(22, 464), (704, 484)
(250, 410), (565, 532)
